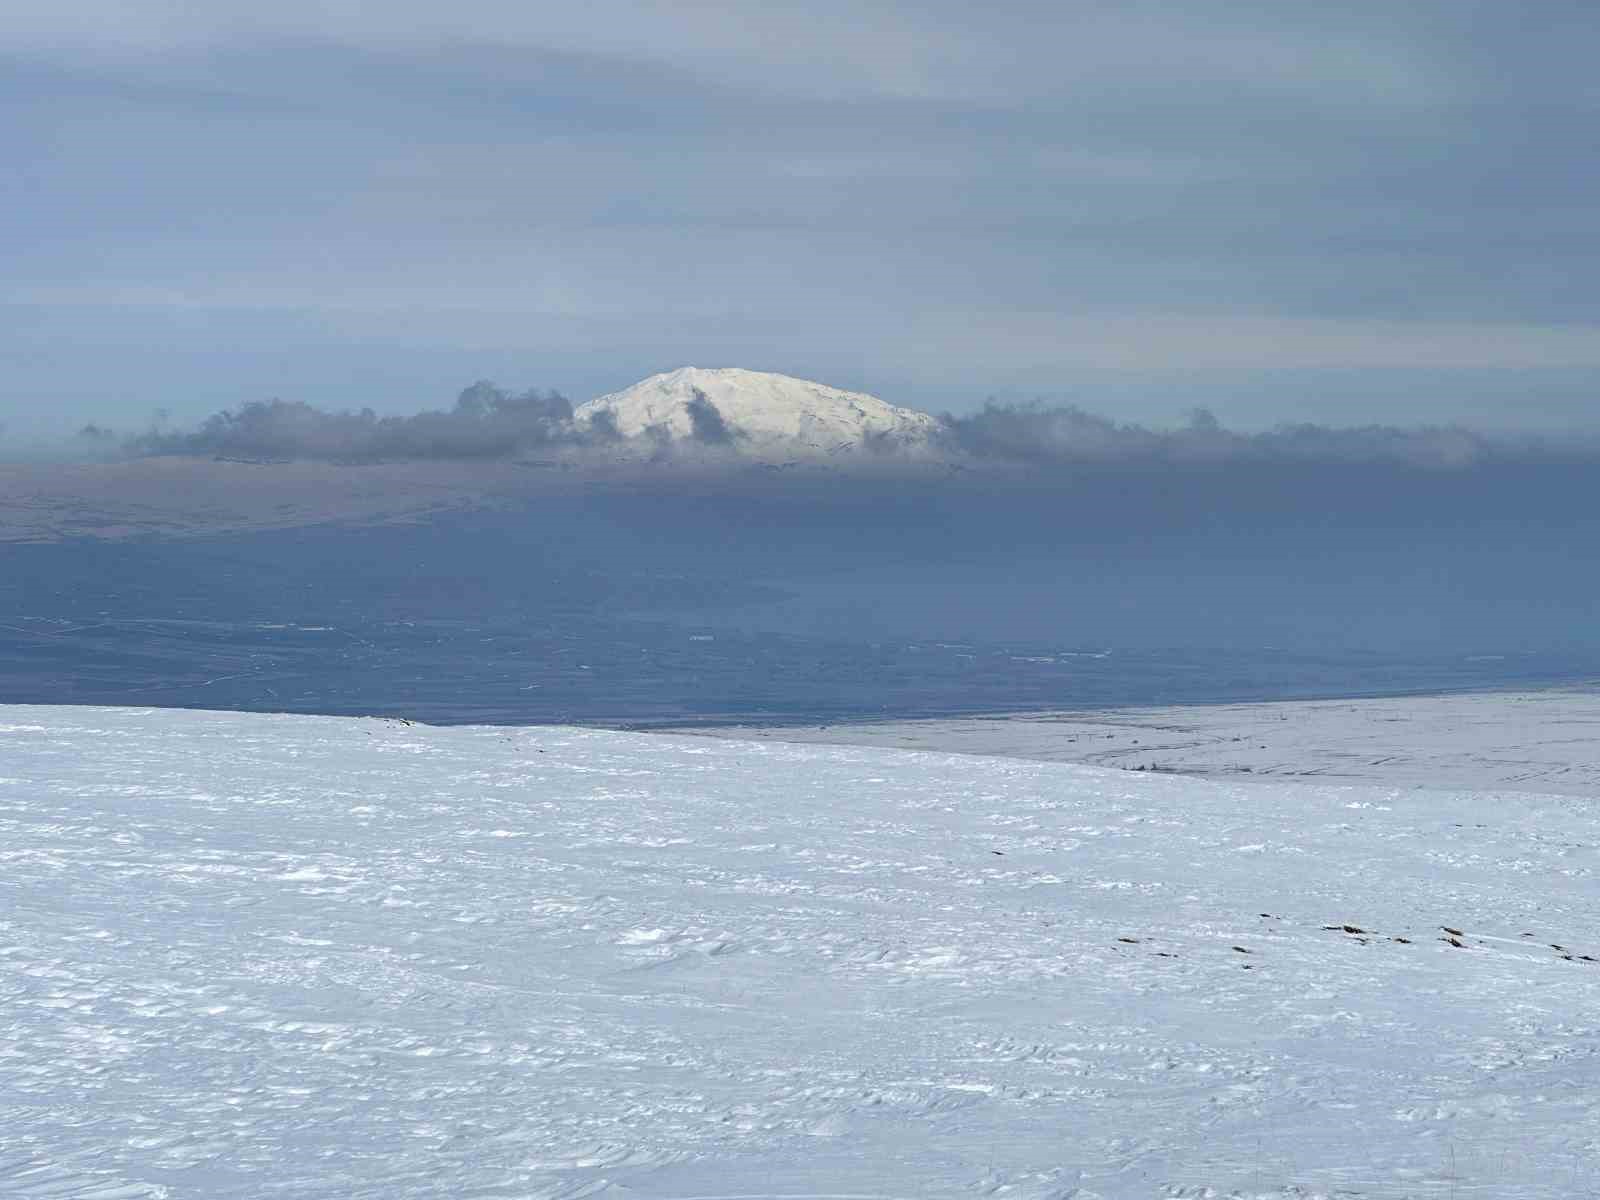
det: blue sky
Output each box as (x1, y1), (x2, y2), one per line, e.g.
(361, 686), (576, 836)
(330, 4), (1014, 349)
(5, 1), (1600, 440)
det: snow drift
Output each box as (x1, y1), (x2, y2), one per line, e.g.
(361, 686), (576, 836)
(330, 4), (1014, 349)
(5, 702), (1598, 1198)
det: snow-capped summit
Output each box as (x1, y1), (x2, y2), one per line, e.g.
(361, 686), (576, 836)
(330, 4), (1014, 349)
(573, 367), (941, 460)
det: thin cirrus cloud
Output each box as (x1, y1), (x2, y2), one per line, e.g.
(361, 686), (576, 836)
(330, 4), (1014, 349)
(3, 1), (1600, 438)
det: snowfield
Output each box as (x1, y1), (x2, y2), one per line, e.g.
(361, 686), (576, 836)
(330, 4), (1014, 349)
(4, 704), (1600, 1198)
(669, 689), (1600, 798)
(573, 367), (943, 462)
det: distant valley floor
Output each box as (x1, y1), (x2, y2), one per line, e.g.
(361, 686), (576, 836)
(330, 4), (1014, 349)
(663, 685), (1600, 796)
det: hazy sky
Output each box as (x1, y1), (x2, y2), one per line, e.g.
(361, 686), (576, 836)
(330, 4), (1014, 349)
(6, 1), (1600, 439)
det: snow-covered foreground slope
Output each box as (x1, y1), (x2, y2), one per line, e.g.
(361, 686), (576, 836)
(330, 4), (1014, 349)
(5, 705), (1600, 1199)
(669, 689), (1600, 797)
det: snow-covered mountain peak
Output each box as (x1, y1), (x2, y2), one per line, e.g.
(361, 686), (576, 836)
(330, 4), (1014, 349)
(573, 367), (942, 459)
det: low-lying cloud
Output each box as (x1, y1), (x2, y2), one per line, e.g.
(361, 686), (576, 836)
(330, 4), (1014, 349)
(74, 380), (1599, 474)
(939, 402), (1496, 470)
(683, 388), (738, 446)
(123, 382), (575, 463)
(18, 376), (1600, 655)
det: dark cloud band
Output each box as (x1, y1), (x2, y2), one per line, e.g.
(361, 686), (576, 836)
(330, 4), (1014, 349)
(102, 384), (1588, 472)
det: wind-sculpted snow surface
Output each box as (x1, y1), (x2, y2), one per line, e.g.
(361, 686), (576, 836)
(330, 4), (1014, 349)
(671, 690), (1600, 798)
(4, 706), (1600, 1198)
